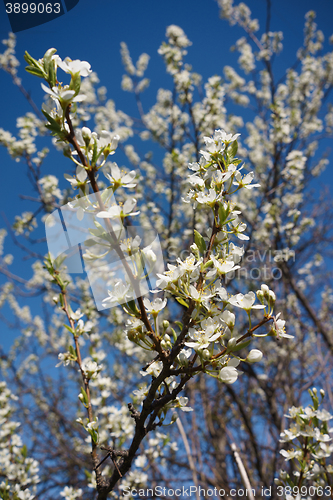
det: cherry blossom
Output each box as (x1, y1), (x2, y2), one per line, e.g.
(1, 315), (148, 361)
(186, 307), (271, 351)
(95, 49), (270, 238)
(97, 198), (140, 219)
(229, 291), (266, 311)
(57, 56), (92, 77)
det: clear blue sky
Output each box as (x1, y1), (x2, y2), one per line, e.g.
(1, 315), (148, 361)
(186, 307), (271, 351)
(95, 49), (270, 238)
(1, 0), (333, 128)
(0, 0), (332, 205)
(0, 0), (332, 307)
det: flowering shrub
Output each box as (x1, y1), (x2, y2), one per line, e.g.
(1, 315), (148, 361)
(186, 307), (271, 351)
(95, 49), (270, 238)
(0, 1), (333, 498)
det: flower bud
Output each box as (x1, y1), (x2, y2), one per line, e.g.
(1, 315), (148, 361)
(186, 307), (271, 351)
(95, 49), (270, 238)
(190, 242), (200, 259)
(160, 340), (168, 349)
(127, 329), (138, 343)
(177, 352), (188, 367)
(162, 320), (169, 330)
(82, 127), (91, 139)
(227, 337), (237, 349)
(256, 290), (264, 303)
(246, 349), (263, 363)
(145, 248), (156, 263)
(202, 349), (211, 360)
(81, 127), (91, 146)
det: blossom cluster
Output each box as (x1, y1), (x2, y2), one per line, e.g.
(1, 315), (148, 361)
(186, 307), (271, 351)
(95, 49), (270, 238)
(123, 129), (287, 390)
(277, 388), (333, 491)
(0, 382), (40, 500)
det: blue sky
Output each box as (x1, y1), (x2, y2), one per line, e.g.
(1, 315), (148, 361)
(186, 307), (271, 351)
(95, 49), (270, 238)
(0, 0), (332, 343)
(1, 0), (333, 124)
(1, 0), (332, 206)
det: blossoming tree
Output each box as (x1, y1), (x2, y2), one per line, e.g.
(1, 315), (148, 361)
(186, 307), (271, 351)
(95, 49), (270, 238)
(0, 1), (333, 499)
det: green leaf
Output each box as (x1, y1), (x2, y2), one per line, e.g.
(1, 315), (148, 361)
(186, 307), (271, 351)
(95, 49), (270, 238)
(229, 140), (238, 158)
(231, 339), (251, 352)
(91, 139), (98, 166)
(42, 109), (62, 135)
(100, 188), (113, 203)
(43, 48), (57, 87)
(80, 387), (89, 406)
(88, 227), (104, 237)
(53, 252), (68, 269)
(194, 229), (206, 254)
(69, 72), (81, 96)
(84, 238), (98, 247)
(21, 444), (28, 458)
(88, 428), (99, 444)
(63, 324), (75, 335)
(221, 155), (227, 169)
(170, 328), (178, 342)
(45, 123), (63, 135)
(218, 201), (231, 226)
(25, 65), (45, 78)
(175, 297), (189, 308)
(48, 62), (56, 88)
(59, 293), (64, 308)
(218, 203), (227, 225)
(68, 345), (77, 357)
(202, 259), (213, 270)
(24, 51), (34, 65)
(175, 321), (183, 330)
(24, 51), (44, 71)
(126, 299), (140, 316)
(93, 220), (105, 231)
(43, 48), (57, 70)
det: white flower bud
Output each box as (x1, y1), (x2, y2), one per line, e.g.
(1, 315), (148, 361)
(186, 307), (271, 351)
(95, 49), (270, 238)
(81, 127), (91, 140)
(256, 290), (264, 302)
(246, 349), (263, 363)
(190, 242), (200, 259)
(227, 337), (237, 349)
(219, 366), (238, 384)
(178, 352), (188, 366)
(144, 248), (157, 263)
(160, 340), (168, 349)
(202, 349), (211, 360)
